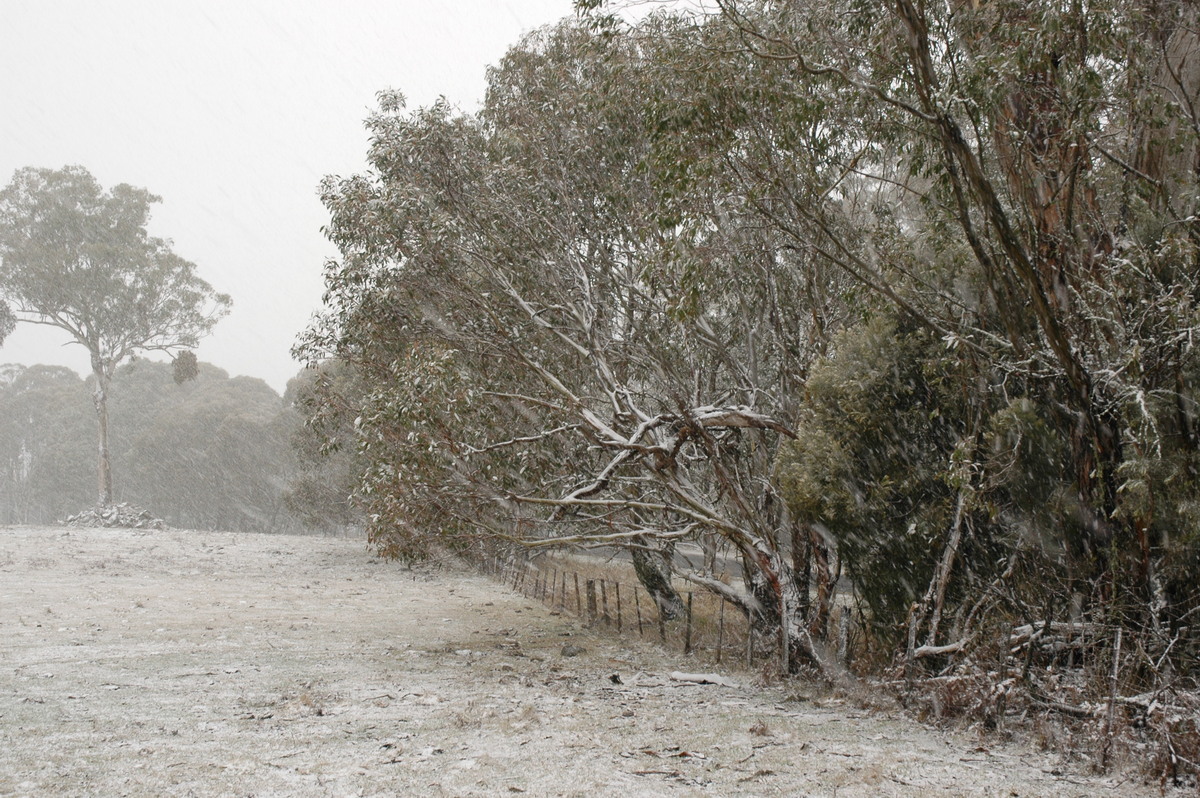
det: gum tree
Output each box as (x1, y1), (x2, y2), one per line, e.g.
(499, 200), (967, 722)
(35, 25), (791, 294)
(298, 21), (834, 657)
(0, 165), (231, 507)
(660, 0), (1200, 720)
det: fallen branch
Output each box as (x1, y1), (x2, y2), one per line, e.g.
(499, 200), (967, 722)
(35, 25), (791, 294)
(1010, 621), (1100, 644)
(911, 639), (968, 658)
(669, 671), (740, 688)
(1034, 698), (1101, 719)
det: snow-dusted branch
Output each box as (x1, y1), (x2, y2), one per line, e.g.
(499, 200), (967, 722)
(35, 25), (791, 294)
(465, 424), (580, 455)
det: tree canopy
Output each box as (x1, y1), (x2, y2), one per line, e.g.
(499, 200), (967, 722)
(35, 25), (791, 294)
(0, 165), (232, 505)
(298, 1), (1200, 777)
(0, 358), (325, 534)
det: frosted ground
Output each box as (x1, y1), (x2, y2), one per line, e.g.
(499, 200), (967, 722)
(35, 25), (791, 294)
(1, 526), (1153, 797)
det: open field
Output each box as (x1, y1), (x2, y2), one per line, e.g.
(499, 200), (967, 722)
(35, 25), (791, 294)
(0, 526), (1154, 796)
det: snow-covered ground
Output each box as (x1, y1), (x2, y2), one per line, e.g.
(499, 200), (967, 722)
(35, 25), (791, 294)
(1, 526), (1150, 796)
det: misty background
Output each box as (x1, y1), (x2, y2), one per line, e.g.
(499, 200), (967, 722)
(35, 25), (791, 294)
(0, 0), (573, 530)
(0, 0), (570, 394)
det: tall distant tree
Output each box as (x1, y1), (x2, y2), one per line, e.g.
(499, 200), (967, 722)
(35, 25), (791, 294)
(0, 165), (231, 506)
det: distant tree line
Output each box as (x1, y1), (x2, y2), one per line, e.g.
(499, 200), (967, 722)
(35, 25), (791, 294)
(296, 0), (1200, 776)
(0, 358), (359, 535)
(0, 165), (358, 535)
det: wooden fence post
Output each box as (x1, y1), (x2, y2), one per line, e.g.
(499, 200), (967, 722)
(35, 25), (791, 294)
(684, 592), (694, 655)
(838, 609), (850, 664)
(615, 583), (622, 634)
(716, 598), (725, 665)
(586, 579), (598, 625)
(635, 589), (644, 636)
(600, 580), (610, 625)
(574, 573), (582, 614)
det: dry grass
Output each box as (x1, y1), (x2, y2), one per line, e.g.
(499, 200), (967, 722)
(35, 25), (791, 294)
(480, 549), (1199, 789)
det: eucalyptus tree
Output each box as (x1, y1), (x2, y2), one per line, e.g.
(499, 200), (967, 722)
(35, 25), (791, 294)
(673, 0), (1200, 678)
(298, 19), (851, 662)
(0, 166), (231, 506)
(0, 357), (303, 531)
(118, 362), (299, 533)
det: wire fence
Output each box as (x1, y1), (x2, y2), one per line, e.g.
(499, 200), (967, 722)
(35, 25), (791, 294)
(481, 554), (768, 669)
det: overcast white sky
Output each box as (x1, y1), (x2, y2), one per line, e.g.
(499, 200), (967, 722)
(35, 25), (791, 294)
(0, 0), (573, 393)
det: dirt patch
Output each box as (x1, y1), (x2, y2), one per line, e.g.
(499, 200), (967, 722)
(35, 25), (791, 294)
(0, 526), (1151, 796)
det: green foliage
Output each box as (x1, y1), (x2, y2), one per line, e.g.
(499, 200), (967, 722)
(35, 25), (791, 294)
(353, 344), (475, 562)
(775, 425), (852, 527)
(697, 0), (1200, 679)
(0, 364), (93, 522)
(300, 1), (1200, 700)
(283, 360), (366, 534)
(116, 360), (298, 532)
(981, 397), (1074, 541)
(778, 316), (965, 637)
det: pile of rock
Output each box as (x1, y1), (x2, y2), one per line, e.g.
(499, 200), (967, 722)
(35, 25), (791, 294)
(63, 503), (166, 530)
